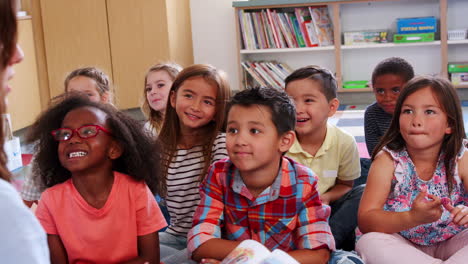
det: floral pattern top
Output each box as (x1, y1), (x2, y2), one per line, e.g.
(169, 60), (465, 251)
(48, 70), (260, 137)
(383, 140), (468, 245)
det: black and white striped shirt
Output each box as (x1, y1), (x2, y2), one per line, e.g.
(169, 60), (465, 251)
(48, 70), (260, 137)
(165, 133), (227, 237)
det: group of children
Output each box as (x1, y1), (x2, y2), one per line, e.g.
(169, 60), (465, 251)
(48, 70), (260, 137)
(16, 56), (468, 264)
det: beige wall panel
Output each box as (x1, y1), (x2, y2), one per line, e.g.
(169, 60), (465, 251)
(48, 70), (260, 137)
(107, 0), (170, 109)
(40, 0), (112, 98)
(8, 19), (42, 131)
(166, 0), (194, 67)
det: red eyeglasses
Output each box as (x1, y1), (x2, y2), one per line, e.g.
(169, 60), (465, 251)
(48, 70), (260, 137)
(51, 125), (112, 141)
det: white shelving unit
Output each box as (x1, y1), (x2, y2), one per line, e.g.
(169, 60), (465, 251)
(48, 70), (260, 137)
(233, 0), (468, 91)
(240, 46), (335, 54)
(341, 41), (442, 50)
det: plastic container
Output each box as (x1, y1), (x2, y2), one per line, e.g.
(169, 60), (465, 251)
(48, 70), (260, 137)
(448, 62), (468, 73)
(448, 29), (467, 40)
(342, 80), (369, 89)
(394, 33), (434, 43)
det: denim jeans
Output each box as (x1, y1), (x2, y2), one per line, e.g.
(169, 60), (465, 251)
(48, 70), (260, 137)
(155, 194), (171, 231)
(329, 184), (365, 250)
(355, 158), (371, 186)
(159, 232), (195, 264)
(329, 250), (364, 264)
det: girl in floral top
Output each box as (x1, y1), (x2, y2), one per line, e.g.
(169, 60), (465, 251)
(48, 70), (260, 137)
(356, 76), (468, 264)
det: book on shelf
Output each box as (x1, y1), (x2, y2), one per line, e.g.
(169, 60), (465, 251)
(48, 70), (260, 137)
(289, 14), (306, 48)
(237, 6), (334, 50)
(220, 239), (299, 264)
(238, 10), (249, 50)
(246, 13), (259, 49)
(270, 10), (287, 48)
(309, 6), (334, 46)
(294, 7), (319, 47)
(256, 62), (283, 87)
(241, 62), (267, 87)
(266, 9), (281, 48)
(261, 10), (276, 48)
(276, 12), (293, 48)
(241, 61), (292, 89)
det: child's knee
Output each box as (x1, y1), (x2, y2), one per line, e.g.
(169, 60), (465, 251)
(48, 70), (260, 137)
(356, 232), (393, 251)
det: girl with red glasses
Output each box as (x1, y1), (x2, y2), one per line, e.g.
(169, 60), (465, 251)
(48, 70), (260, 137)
(27, 94), (167, 264)
(0, 0), (49, 262)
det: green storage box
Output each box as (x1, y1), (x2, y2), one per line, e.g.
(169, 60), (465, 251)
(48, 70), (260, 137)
(448, 63), (468, 73)
(343, 80), (369, 89)
(393, 33), (435, 43)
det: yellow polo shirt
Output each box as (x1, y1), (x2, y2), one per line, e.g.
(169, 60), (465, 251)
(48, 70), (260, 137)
(286, 123), (360, 195)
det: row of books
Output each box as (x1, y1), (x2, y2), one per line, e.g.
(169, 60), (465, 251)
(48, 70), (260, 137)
(238, 6), (334, 50)
(241, 61), (292, 89)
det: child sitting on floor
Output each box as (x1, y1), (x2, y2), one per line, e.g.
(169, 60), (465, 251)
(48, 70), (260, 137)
(188, 87), (335, 264)
(364, 57), (414, 156)
(285, 66), (363, 251)
(30, 95), (166, 263)
(21, 66), (114, 207)
(357, 76), (468, 263)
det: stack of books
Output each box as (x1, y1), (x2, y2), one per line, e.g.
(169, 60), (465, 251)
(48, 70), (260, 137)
(241, 61), (292, 89)
(238, 6), (334, 50)
(448, 62), (468, 86)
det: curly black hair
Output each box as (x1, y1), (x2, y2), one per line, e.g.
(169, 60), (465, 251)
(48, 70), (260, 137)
(371, 57), (415, 85)
(26, 93), (165, 195)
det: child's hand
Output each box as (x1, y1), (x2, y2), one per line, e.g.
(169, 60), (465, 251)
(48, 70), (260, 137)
(200, 259), (221, 264)
(410, 191), (443, 225)
(441, 200), (468, 227)
(320, 194), (331, 205)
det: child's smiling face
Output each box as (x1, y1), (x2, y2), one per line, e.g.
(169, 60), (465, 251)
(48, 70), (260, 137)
(226, 104), (293, 194)
(286, 78), (338, 137)
(58, 107), (119, 175)
(170, 76), (217, 134)
(146, 70), (173, 112)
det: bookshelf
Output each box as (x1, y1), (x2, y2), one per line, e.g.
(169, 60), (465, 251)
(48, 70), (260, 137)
(233, 0), (468, 92)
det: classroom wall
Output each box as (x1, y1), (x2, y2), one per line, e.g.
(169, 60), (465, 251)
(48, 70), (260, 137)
(190, 0), (241, 91)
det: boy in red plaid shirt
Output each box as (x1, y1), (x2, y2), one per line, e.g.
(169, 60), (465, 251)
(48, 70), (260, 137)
(188, 87), (335, 264)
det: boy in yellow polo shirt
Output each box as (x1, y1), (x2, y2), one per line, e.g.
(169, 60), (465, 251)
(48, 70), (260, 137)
(285, 65), (363, 251)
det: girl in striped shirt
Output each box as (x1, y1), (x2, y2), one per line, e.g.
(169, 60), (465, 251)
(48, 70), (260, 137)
(157, 64), (230, 263)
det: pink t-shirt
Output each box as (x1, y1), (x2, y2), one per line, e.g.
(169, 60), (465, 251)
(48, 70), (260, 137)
(36, 172), (166, 264)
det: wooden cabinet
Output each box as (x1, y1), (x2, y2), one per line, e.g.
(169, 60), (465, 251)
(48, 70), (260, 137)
(8, 17), (42, 131)
(233, 0), (468, 91)
(35, 0), (193, 109)
(106, 0), (171, 109)
(40, 0), (113, 98)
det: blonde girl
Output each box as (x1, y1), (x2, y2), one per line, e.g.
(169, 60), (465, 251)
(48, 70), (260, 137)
(64, 66), (113, 104)
(142, 63), (182, 135)
(157, 64), (230, 262)
(21, 66), (113, 206)
(357, 76), (468, 263)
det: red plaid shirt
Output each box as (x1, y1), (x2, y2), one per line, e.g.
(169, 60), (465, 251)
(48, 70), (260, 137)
(187, 156), (335, 254)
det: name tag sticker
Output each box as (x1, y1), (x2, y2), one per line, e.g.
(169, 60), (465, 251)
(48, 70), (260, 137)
(323, 170), (337, 178)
